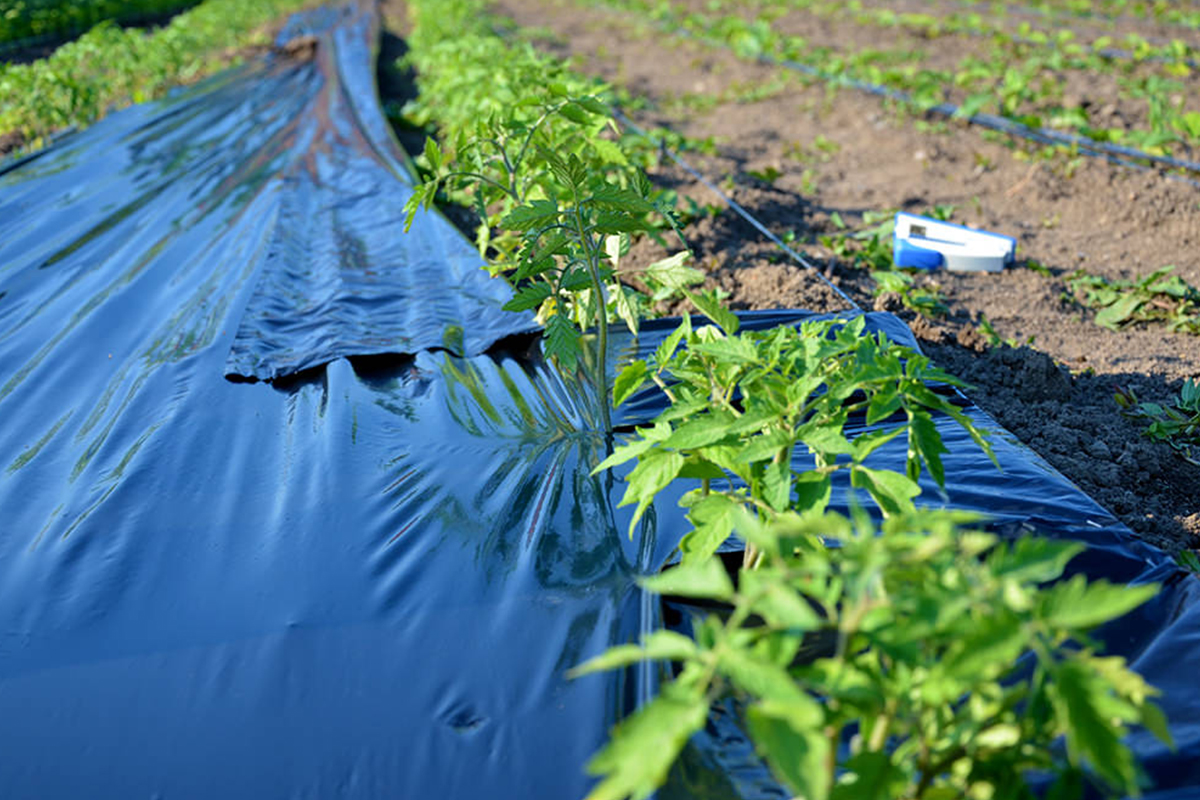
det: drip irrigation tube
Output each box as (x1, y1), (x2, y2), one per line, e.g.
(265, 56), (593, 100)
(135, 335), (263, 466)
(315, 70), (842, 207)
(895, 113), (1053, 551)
(950, 0), (1200, 33)
(628, 13), (1200, 186)
(772, 50), (1200, 178)
(611, 107), (863, 311)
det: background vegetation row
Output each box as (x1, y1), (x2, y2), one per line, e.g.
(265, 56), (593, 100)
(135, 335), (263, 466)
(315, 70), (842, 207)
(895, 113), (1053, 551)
(0, 0), (311, 153)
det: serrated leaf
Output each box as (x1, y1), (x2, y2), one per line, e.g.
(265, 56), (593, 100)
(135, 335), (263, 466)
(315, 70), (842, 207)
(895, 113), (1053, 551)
(797, 419), (854, 457)
(746, 701), (830, 800)
(641, 557), (733, 601)
(664, 414), (737, 449)
(593, 437), (656, 475)
(584, 694), (709, 800)
(593, 209), (648, 234)
(544, 312), (582, 372)
(850, 466), (919, 516)
(989, 537), (1083, 583)
(422, 136), (442, 170)
(590, 183), (656, 213)
(621, 449), (685, 533)
(569, 630), (698, 678)
(643, 251), (704, 297)
(592, 138), (629, 165)
(577, 95), (610, 115)
(503, 282), (553, 312)
(908, 407), (948, 487)
(1050, 659), (1139, 792)
(940, 610), (1025, 679)
(793, 471), (831, 513)
(1038, 576), (1157, 630)
(718, 648), (807, 704)
(503, 199), (560, 231)
(740, 569), (821, 631)
(686, 289), (740, 335)
(763, 458), (791, 510)
(614, 361), (649, 407)
(679, 494), (739, 562)
(850, 427), (904, 462)
(654, 315), (692, 365)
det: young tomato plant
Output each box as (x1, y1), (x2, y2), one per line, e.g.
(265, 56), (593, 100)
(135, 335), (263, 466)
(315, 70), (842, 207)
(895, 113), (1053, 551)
(574, 510), (1169, 800)
(402, 0), (691, 429)
(596, 310), (995, 564)
(405, 126), (681, 431)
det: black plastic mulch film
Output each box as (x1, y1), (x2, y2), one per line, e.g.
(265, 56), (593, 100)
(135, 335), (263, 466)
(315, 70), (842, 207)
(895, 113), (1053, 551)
(0, 2), (1196, 798)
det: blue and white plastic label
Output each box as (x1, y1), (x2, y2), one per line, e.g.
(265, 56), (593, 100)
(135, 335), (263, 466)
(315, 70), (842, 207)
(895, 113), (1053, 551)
(893, 212), (1016, 273)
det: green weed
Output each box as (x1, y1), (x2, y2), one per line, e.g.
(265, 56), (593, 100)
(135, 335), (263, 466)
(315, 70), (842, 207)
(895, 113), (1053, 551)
(1067, 266), (1200, 334)
(1115, 380), (1200, 466)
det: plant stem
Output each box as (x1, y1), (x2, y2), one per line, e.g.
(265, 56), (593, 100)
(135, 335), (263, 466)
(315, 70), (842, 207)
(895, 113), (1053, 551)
(573, 206), (612, 434)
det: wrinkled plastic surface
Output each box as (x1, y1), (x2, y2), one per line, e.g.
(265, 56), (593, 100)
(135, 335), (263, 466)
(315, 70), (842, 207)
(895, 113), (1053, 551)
(1, 3), (1199, 799)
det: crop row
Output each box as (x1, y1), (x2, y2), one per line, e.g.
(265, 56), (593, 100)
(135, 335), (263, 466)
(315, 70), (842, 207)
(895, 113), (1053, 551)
(0, 0), (200, 53)
(574, 0), (1200, 162)
(0, 0), (311, 152)
(958, 0), (1200, 30)
(732, 0), (1200, 69)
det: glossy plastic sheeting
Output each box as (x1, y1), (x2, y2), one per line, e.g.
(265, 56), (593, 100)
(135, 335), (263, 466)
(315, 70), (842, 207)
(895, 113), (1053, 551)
(0, 0), (534, 385)
(1, 5), (1199, 800)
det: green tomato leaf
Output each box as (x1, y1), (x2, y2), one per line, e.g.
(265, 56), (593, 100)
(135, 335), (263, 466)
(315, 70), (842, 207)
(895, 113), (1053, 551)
(831, 752), (906, 800)
(641, 556), (734, 601)
(577, 95), (610, 115)
(502, 282), (553, 312)
(592, 437), (656, 475)
(502, 199), (560, 232)
(680, 494), (739, 562)
(1140, 701), (1174, 748)
(718, 647), (808, 704)
(654, 314), (692, 366)
(989, 537), (1083, 584)
(583, 694), (710, 800)
(1038, 576), (1157, 630)
(740, 568), (822, 631)
(685, 288), (740, 335)
(422, 136), (442, 170)
(907, 407), (948, 487)
(746, 700), (830, 800)
(559, 101), (594, 125)
(850, 466), (920, 516)
(1050, 659), (1140, 792)
(793, 471), (832, 514)
(613, 360), (649, 408)
(543, 312), (582, 372)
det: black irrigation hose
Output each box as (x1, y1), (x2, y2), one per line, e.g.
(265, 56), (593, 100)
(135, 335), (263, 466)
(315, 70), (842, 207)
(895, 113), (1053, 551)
(611, 107), (864, 311)
(640, 18), (1200, 186)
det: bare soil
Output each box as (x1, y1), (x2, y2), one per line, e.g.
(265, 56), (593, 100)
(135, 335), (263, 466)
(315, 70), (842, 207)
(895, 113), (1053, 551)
(472, 0), (1200, 552)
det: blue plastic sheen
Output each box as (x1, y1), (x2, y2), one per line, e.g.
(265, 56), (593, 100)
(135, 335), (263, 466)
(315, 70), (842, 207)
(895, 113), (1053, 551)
(0, 3), (1198, 799)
